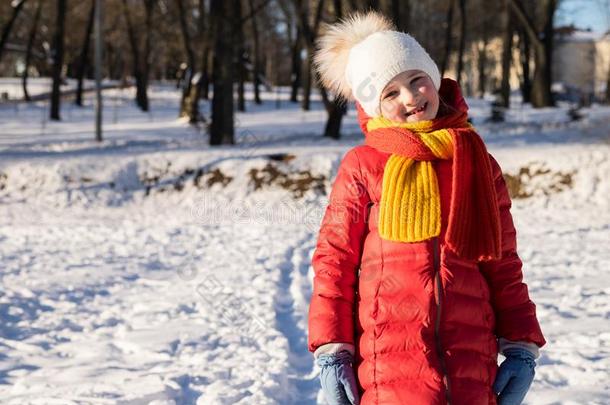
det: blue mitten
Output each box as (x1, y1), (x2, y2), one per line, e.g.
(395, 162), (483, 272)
(316, 350), (360, 405)
(493, 347), (537, 405)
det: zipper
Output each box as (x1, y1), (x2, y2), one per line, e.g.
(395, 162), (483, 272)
(433, 237), (452, 405)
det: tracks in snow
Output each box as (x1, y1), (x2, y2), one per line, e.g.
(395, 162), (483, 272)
(273, 231), (320, 405)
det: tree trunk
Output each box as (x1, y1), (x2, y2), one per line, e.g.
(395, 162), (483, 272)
(248, 0), (262, 104)
(22, 0), (42, 102)
(390, 0), (409, 31)
(456, 0), (466, 84)
(301, 50), (312, 110)
(210, 0), (234, 145)
(50, 0), (67, 121)
(192, 0), (209, 111)
(236, 0), (246, 112)
(76, 0), (96, 106)
(440, 0), (455, 77)
(540, 0), (555, 106)
(391, 0), (401, 29)
(293, 0), (325, 111)
(0, 0), (28, 64)
(605, 60), (610, 103)
(508, 0), (557, 107)
(598, 0), (610, 102)
(278, 0), (300, 102)
(289, 26), (302, 103)
(122, 0), (147, 111)
(200, 47), (210, 100)
(500, 0), (512, 108)
(531, 49), (552, 107)
(322, 0), (346, 139)
(94, 0), (103, 142)
(517, 27), (532, 103)
(321, 87), (346, 139)
(140, 0), (154, 112)
(477, 36), (488, 98)
(176, 0), (197, 118)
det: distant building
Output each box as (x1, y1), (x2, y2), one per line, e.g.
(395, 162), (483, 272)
(554, 27), (610, 102)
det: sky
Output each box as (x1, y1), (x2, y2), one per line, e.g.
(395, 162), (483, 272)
(556, 0), (610, 33)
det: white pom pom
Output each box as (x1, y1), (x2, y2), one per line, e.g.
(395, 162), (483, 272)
(314, 12), (395, 100)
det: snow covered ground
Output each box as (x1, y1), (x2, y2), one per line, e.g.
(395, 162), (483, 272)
(0, 81), (609, 404)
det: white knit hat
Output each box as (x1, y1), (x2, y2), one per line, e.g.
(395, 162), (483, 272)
(314, 12), (441, 117)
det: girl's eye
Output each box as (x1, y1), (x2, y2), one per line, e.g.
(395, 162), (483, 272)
(411, 76), (422, 84)
(383, 90), (398, 99)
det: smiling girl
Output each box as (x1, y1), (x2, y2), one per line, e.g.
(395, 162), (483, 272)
(307, 11), (546, 405)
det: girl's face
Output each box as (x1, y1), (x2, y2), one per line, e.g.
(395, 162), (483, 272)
(379, 70), (440, 123)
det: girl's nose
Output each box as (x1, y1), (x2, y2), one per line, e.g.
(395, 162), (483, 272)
(399, 87), (418, 107)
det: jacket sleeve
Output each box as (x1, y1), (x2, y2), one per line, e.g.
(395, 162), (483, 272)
(313, 342), (356, 358)
(478, 155), (546, 348)
(307, 148), (371, 353)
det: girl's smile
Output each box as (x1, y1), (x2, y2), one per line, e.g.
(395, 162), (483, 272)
(405, 101), (428, 117)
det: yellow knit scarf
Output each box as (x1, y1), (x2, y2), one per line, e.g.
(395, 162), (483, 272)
(367, 116), (455, 242)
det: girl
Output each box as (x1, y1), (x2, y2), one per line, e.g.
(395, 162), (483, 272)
(307, 12), (546, 405)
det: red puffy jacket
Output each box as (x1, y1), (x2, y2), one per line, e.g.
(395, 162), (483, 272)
(307, 91), (546, 405)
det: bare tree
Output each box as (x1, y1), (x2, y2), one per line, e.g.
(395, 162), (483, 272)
(451, 0), (504, 98)
(209, 0), (235, 145)
(508, 0), (558, 107)
(293, 0), (325, 111)
(278, 0), (302, 102)
(75, 0), (95, 107)
(175, 0), (198, 120)
(248, 0), (263, 104)
(122, 0), (150, 111)
(514, 26), (532, 103)
(142, 0), (155, 110)
(440, 0), (455, 77)
(476, 34), (488, 97)
(0, 0), (28, 64)
(178, 0), (213, 122)
(597, 0), (610, 103)
(289, 27), (303, 102)
(475, 4), (491, 98)
(318, 0), (347, 139)
(390, 0), (409, 32)
(456, 0), (466, 84)
(500, 0), (513, 107)
(193, 0), (211, 103)
(198, 0), (211, 100)
(236, 0), (247, 112)
(22, 0), (42, 102)
(50, 0), (67, 121)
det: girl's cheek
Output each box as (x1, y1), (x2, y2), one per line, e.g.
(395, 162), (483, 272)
(381, 103), (396, 119)
(392, 106), (404, 120)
